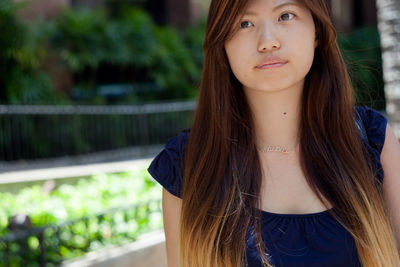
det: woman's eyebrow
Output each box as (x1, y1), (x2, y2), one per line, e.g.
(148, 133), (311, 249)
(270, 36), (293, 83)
(272, 2), (300, 12)
(244, 2), (300, 16)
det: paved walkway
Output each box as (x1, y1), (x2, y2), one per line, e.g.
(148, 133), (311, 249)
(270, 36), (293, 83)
(0, 158), (153, 185)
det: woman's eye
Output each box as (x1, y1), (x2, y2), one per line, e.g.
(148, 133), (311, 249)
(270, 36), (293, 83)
(240, 21), (254, 29)
(279, 12), (296, 21)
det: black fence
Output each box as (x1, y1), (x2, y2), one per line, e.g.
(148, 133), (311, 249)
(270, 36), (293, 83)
(0, 199), (162, 267)
(0, 101), (196, 162)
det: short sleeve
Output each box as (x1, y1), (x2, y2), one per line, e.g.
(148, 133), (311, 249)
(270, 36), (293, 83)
(355, 106), (388, 182)
(147, 129), (190, 198)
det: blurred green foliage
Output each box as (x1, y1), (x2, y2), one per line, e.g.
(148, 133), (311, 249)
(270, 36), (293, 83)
(0, 0), (385, 107)
(51, 6), (203, 102)
(338, 27), (385, 111)
(182, 17), (206, 70)
(0, 169), (163, 264)
(52, 8), (110, 72)
(0, 0), (205, 104)
(0, 0), (69, 105)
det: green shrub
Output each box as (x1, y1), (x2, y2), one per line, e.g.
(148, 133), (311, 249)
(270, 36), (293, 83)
(150, 26), (199, 100)
(51, 6), (201, 102)
(0, 0), (70, 105)
(53, 8), (107, 71)
(0, 169), (163, 264)
(0, 170), (162, 232)
(182, 16), (206, 71)
(1, 2), (203, 104)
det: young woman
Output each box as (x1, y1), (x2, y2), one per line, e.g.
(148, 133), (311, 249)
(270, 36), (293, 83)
(148, 0), (400, 266)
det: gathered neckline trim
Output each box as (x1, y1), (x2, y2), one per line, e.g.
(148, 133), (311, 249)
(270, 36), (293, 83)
(258, 207), (335, 218)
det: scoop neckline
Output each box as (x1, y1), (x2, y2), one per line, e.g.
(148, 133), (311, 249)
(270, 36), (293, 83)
(258, 207), (335, 218)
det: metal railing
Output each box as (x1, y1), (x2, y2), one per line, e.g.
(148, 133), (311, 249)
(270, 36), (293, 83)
(0, 101), (196, 162)
(0, 199), (162, 267)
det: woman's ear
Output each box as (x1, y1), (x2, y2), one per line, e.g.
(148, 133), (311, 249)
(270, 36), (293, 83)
(314, 32), (319, 48)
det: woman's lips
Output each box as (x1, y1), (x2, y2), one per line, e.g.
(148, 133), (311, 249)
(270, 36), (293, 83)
(257, 62), (287, 69)
(256, 57), (288, 69)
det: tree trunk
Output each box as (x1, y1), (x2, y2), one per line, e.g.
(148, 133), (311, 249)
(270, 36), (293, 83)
(375, 0), (400, 138)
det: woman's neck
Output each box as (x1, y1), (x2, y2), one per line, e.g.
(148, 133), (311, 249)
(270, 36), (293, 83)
(244, 85), (303, 149)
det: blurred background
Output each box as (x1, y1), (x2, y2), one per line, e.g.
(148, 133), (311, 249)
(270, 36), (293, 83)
(0, 0), (399, 266)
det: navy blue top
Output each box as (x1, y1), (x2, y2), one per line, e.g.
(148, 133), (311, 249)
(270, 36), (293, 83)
(147, 106), (388, 267)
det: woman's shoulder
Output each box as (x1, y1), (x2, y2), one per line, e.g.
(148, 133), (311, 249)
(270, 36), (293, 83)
(355, 105), (388, 183)
(355, 105), (388, 154)
(355, 105), (388, 127)
(164, 128), (191, 152)
(147, 129), (190, 198)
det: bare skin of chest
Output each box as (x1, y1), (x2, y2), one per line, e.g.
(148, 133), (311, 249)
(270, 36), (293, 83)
(258, 151), (333, 214)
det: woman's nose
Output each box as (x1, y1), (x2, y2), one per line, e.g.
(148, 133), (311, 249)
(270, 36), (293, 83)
(257, 25), (281, 52)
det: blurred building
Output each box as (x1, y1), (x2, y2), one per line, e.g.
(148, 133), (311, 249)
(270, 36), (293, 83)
(327, 0), (378, 33)
(14, 0), (69, 20)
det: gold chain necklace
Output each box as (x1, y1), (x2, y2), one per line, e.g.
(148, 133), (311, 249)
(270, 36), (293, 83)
(257, 145), (294, 154)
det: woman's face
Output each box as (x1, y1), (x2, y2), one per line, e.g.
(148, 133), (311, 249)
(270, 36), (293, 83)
(224, 0), (317, 94)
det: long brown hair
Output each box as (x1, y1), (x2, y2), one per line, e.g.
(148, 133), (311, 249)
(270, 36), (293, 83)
(179, 0), (400, 266)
